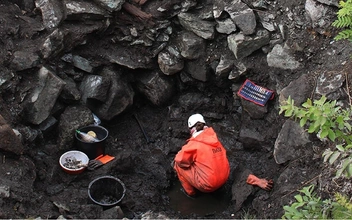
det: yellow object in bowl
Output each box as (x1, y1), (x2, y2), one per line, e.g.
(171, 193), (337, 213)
(87, 131), (97, 138)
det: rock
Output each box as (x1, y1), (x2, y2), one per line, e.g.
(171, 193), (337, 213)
(267, 44), (301, 70)
(239, 128), (265, 150)
(231, 169), (253, 212)
(315, 0), (339, 7)
(279, 73), (314, 106)
(224, 0), (257, 35)
(215, 18), (237, 34)
(24, 66), (66, 125)
(35, 0), (65, 29)
(315, 70), (345, 96)
(257, 11), (276, 32)
(215, 54), (234, 78)
(0, 185), (10, 198)
(273, 119), (310, 164)
(241, 99), (268, 119)
(57, 105), (94, 150)
(184, 56), (210, 82)
(177, 12), (216, 40)
(88, 68), (134, 120)
(158, 46), (184, 75)
(135, 70), (176, 106)
(10, 51), (41, 71)
(0, 156), (36, 200)
(64, 0), (111, 20)
(100, 205), (124, 219)
(93, 0), (125, 11)
(178, 31), (206, 60)
(58, 75), (81, 104)
(227, 29), (270, 59)
(72, 55), (94, 73)
(305, 0), (328, 28)
(40, 29), (65, 59)
(79, 75), (110, 103)
(0, 114), (24, 155)
(0, 68), (14, 90)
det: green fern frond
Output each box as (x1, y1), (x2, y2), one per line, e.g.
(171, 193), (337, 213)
(332, 16), (352, 28)
(334, 29), (352, 41)
(338, 1), (352, 15)
(335, 193), (352, 211)
(333, 193), (352, 219)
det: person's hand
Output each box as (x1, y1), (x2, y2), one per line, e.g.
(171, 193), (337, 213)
(246, 174), (274, 191)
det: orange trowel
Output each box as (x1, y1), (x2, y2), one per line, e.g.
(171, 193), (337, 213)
(87, 154), (115, 170)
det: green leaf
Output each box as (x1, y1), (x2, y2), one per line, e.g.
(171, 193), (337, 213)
(302, 99), (312, 108)
(346, 164), (352, 177)
(285, 109), (293, 117)
(323, 150), (334, 163)
(319, 117), (327, 126)
(336, 144), (345, 152)
(345, 144), (352, 150)
(328, 129), (336, 141)
(308, 201), (318, 206)
(308, 124), (316, 133)
(320, 129), (329, 139)
(344, 122), (351, 131)
(336, 158), (352, 177)
(329, 151), (341, 164)
(300, 118), (308, 127)
(314, 96), (327, 106)
(295, 194), (303, 203)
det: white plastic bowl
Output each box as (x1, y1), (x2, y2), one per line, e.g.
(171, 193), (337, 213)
(59, 150), (89, 174)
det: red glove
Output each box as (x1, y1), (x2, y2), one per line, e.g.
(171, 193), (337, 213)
(246, 174), (274, 191)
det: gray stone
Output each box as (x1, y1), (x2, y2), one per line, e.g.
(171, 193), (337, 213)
(72, 55), (94, 73)
(267, 44), (301, 70)
(178, 31), (206, 60)
(305, 0), (328, 28)
(178, 12), (215, 40)
(239, 128), (265, 150)
(279, 73), (314, 106)
(241, 99), (268, 119)
(64, 0), (110, 20)
(0, 185), (10, 198)
(0, 115), (24, 155)
(57, 105), (94, 150)
(25, 66), (66, 125)
(93, 0), (125, 11)
(35, 0), (65, 29)
(228, 29), (270, 59)
(10, 51), (41, 71)
(0, 68), (14, 89)
(184, 57), (210, 82)
(59, 76), (81, 103)
(225, 0), (256, 35)
(231, 169), (253, 212)
(135, 70), (176, 106)
(315, 0), (339, 7)
(315, 70), (345, 95)
(215, 18), (237, 34)
(41, 29), (64, 59)
(79, 75), (110, 103)
(158, 46), (184, 75)
(89, 68), (134, 121)
(215, 55), (234, 77)
(274, 120), (310, 164)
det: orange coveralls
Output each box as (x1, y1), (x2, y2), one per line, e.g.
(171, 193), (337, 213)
(173, 127), (230, 196)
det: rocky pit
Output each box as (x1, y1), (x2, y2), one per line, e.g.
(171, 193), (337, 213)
(1, 0), (352, 219)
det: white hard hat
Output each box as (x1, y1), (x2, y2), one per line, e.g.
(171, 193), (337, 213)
(188, 113), (206, 128)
